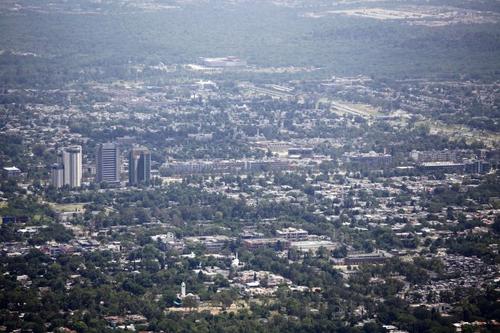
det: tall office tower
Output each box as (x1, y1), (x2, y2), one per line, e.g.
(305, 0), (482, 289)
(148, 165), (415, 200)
(50, 163), (64, 188)
(96, 143), (121, 184)
(128, 147), (151, 185)
(62, 145), (82, 187)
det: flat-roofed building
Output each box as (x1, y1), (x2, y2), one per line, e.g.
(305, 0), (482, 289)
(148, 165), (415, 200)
(62, 146), (82, 187)
(290, 240), (338, 254)
(3, 166), (21, 178)
(200, 56), (247, 68)
(96, 142), (121, 184)
(418, 162), (465, 174)
(51, 163), (64, 188)
(344, 151), (393, 169)
(410, 149), (458, 163)
(243, 238), (290, 251)
(344, 250), (392, 265)
(276, 227), (309, 241)
(129, 146), (151, 186)
(184, 235), (232, 252)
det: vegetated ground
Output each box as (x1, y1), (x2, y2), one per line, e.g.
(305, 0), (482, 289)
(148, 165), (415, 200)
(0, 0), (499, 86)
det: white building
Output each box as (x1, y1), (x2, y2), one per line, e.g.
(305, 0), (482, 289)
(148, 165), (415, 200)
(62, 146), (82, 187)
(200, 56), (247, 68)
(50, 163), (64, 188)
(276, 227), (309, 241)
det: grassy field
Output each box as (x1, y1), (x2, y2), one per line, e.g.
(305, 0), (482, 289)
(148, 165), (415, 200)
(320, 99), (381, 119)
(50, 203), (86, 213)
(420, 119), (500, 147)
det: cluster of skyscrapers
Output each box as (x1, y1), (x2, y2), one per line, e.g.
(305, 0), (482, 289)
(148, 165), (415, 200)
(51, 143), (151, 188)
(51, 146), (83, 188)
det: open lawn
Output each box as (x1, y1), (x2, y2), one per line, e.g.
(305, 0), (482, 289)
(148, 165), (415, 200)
(50, 203), (86, 213)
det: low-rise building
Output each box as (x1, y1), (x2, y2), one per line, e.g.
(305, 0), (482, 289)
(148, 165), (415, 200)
(276, 227), (309, 241)
(290, 240), (338, 254)
(343, 250), (393, 265)
(242, 238), (290, 251)
(184, 235), (232, 252)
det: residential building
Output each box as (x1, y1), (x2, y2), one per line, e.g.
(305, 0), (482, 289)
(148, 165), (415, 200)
(51, 163), (64, 188)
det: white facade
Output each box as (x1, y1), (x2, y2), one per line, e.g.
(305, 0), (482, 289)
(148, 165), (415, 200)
(181, 281), (186, 298)
(51, 164), (64, 188)
(62, 146), (82, 187)
(276, 227), (309, 240)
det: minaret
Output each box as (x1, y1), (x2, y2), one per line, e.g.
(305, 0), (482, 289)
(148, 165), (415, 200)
(181, 282), (186, 298)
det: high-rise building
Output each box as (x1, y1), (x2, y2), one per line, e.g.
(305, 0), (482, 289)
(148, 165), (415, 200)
(96, 143), (121, 184)
(128, 147), (151, 185)
(62, 146), (82, 187)
(50, 163), (64, 188)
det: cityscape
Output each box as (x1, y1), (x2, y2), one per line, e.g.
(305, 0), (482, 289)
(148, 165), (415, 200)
(0, 0), (499, 332)
(50, 144), (152, 188)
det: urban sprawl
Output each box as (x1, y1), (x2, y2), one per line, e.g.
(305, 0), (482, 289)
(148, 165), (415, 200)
(1, 54), (499, 333)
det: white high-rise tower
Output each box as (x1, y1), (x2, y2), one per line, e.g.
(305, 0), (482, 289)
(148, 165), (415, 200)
(62, 146), (82, 187)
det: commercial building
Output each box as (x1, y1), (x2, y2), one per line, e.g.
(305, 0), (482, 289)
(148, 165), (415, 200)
(162, 158), (290, 175)
(276, 227), (309, 241)
(200, 56), (247, 68)
(62, 146), (82, 187)
(241, 230), (265, 239)
(184, 235), (232, 252)
(464, 160), (491, 174)
(344, 151), (393, 169)
(290, 240), (338, 254)
(417, 162), (465, 174)
(96, 143), (121, 184)
(344, 251), (392, 265)
(151, 233), (185, 252)
(288, 147), (314, 157)
(128, 147), (151, 185)
(242, 238), (290, 251)
(413, 159), (491, 175)
(410, 150), (458, 163)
